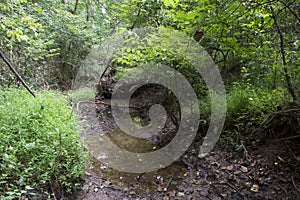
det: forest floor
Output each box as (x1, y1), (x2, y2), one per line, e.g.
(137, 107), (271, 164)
(73, 88), (300, 200)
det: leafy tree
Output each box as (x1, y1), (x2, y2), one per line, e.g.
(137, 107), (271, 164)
(0, 0), (108, 89)
(113, 0), (299, 102)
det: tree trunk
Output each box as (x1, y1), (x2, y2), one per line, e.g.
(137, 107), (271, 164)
(73, 0), (79, 14)
(86, 0), (89, 22)
(269, 0), (298, 103)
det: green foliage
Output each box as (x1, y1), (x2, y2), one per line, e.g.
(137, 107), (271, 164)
(0, 88), (87, 199)
(222, 83), (287, 149)
(109, 0), (299, 150)
(227, 83), (286, 118)
(0, 0), (108, 89)
(198, 81), (287, 150)
(115, 0), (299, 101)
(114, 28), (207, 98)
(116, 0), (166, 29)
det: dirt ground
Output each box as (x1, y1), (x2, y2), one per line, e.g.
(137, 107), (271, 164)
(73, 87), (300, 200)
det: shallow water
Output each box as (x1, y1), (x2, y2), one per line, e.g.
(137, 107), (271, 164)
(84, 125), (185, 193)
(78, 102), (186, 194)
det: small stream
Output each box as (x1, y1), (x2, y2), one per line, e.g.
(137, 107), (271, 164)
(77, 102), (186, 194)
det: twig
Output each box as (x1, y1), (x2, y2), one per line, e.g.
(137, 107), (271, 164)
(92, 181), (102, 187)
(277, 184), (288, 199)
(55, 60), (77, 68)
(216, 181), (245, 200)
(0, 50), (35, 97)
(136, 172), (145, 181)
(278, 0), (300, 23)
(291, 176), (300, 193)
(260, 108), (300, 127)
(99, 57), (113, 85)
(272, 108), (300, 114)
(275, 134), (300, 141)
(131, 6), (142, 30)
(50, 184), (58, 200)
(241, 142), (251, 162)
(225, 182), (246, 200)
(284, 141), (297, 160)
(165, 177), (173, 190)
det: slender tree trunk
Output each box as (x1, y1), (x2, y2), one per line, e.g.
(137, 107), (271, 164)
(86, 0), (89, 22)
(73, 0), (79, 14)
(269, 0), (298, 102)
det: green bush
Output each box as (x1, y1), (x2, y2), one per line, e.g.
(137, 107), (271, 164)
(222, 83), (286, 149)
(198, 82), (287, 149)
(0, 88), (87, 199)
(227, 82), (285, 119)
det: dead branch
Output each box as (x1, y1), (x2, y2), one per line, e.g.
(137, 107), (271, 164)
(0, 50), (35, 97)
(241, 142), (251, 162)
(275, 134), (300, 141)
(260, 108), (300, 128)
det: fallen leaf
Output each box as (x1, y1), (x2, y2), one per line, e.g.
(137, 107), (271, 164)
(199, 190), (209, 197)
(177, 192), (185, 197)
(129, 190), (136, 195)
(240, 166), (248, 173)
(210, 161), (220, 168)
(221, 193), (228, 198)
(157, 186), (163, 192)
(168, 190), (176, 197)
(234, 171), (241, 175)
(251, 184), (259, 192)
(193, 179), (199, 185)
(171, 181), (178, 185)
(85, 171), (92, 176)
(103, 180), (111, 187)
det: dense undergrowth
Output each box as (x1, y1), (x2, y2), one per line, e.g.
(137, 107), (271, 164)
(198, 82), (288, 150)
(0, 88), (87, 199)
(222, 83), (288, 149)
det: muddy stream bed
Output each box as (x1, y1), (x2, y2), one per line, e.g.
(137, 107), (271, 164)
(74, 101), (300, 200)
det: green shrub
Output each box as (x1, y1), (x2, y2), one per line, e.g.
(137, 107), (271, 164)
(222, 83), (286, 149)
(0, 88), (87, 199)
(227, 82), (285, 119)
(198, 82), (287, 149)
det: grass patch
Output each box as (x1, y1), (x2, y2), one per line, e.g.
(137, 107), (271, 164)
(68, 87), (96, 103)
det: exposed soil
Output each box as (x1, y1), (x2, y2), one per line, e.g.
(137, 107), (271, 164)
(74, 86), (300, 200)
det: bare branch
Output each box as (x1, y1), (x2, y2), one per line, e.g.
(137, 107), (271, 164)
(0, 50), (35, 97)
